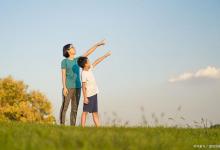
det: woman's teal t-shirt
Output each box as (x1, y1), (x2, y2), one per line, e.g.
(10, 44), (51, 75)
(61, 57), (81, 89)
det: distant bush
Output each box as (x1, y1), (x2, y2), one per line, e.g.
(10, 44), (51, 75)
(210, 124), (220, 129)
(0, 76), (55, 124)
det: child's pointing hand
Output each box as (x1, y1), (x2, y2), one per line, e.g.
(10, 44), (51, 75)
(105, 51), (112, 57)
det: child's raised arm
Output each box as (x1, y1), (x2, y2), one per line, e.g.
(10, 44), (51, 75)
(92, 51), (111, 68)
(82, 39), (106, 57)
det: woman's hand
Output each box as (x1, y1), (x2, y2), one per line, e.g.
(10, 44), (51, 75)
(63, 87), (68, 97)
(84, 98), (89, 104)
(83, 39), (107, 57)
(96, 39), (106, 47)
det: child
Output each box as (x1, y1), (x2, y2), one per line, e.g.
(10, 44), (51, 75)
(77, 51), (111, 127)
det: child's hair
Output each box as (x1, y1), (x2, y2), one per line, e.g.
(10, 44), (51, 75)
(77, 56), (88, 68)
(63, 44), (72, 58)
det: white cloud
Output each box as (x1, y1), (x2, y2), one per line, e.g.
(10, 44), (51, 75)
(169, 66), (220, 83)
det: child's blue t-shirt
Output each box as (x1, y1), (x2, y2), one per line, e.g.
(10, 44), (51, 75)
(61, 57), (81, 89)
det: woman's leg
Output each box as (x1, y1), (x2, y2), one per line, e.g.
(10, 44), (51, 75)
(60, 89), (71, 125)
(70, 88), (81, 125)
(70, 89), (77, 126)
(75, 88), (81, 106)
(81, 112), (88, 127)
(92, 112), (100, 127)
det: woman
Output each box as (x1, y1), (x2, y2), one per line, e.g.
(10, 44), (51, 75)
(60, 39), (106, 125)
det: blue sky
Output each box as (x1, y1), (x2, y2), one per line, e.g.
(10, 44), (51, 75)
(0, 0), (220, 126)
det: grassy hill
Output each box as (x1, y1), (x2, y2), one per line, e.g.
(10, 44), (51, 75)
(0, 121), (219, 150)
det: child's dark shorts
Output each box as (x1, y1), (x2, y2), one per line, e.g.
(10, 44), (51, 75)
(83, 94), (98, 113)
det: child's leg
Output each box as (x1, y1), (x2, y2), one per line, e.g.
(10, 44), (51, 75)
(92, 112), (100, 127)
(81, 112), (88, 127)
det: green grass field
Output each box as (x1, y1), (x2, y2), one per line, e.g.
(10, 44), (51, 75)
(0, 122), (220, 150)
